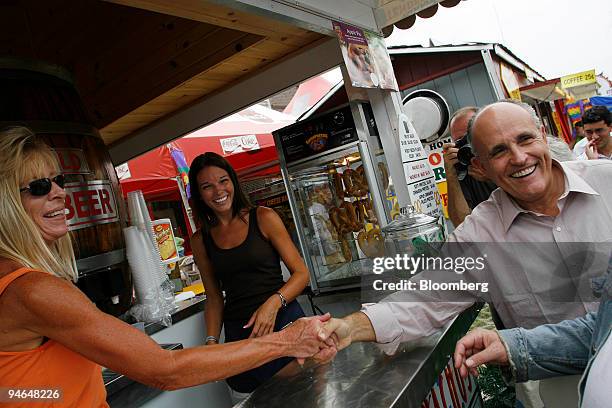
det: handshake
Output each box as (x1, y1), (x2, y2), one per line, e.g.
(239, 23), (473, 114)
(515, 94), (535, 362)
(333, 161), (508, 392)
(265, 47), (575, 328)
(276, 312), (374, 364)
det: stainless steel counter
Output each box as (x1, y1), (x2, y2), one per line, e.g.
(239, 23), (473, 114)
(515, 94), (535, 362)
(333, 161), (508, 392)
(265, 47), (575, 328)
(236, 303), (481, 408)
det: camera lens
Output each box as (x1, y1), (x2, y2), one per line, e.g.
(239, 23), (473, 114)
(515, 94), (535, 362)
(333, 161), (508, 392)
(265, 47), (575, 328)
(457, 144), (474, 166)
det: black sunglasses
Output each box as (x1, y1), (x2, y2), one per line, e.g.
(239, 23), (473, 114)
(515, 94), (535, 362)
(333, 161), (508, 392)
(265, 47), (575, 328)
(20, 175), (66, 196)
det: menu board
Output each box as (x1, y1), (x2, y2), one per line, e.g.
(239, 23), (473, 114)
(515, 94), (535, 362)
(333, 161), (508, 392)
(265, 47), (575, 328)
(274, 104), (359, 164)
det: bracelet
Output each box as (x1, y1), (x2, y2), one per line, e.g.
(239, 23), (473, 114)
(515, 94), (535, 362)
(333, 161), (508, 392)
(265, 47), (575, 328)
(276, 291), (288, 308)
(205, 335), (218, 344)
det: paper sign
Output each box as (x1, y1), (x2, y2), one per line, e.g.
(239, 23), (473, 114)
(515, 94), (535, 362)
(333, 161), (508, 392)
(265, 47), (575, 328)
(220, 134), (260, 154)
(333, 21), (398, 91)
(398, 113), (439, 217)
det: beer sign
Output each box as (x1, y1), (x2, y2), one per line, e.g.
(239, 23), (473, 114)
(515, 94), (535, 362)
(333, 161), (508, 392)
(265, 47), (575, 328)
(64, 180), (119, 230)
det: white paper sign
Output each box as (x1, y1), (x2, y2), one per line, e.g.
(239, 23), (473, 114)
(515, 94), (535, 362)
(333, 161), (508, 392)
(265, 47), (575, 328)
(220, 135), (260, 154)
(398, 113), (439, 217)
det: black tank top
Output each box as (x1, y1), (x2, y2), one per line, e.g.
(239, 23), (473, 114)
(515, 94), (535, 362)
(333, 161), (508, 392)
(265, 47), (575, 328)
(203, 207), (284, 321)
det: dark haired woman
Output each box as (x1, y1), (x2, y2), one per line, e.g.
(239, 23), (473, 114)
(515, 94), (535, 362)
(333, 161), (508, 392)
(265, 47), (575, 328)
(188, 152), (310, 394)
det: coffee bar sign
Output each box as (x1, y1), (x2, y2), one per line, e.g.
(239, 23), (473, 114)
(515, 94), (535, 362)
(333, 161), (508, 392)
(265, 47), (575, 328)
(64, 180), (119, 230)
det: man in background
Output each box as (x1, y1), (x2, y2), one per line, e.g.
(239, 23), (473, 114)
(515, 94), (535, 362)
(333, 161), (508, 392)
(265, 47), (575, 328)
(443, 107), (497, 227)
(569, 120), (585, 151)
(577, 106), (612, 160)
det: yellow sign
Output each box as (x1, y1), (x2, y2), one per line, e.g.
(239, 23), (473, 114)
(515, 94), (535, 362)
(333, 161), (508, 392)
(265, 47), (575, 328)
(561, 69), (596, 89)
(510, 88), (522, 101)
(436, 181), (449, 219)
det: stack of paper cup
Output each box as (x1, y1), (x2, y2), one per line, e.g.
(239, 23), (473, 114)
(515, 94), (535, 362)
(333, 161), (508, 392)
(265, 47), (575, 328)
(124, 226), (159, 308)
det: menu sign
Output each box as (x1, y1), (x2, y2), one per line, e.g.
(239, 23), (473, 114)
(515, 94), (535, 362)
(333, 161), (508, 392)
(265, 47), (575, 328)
(398, 113), (439, 217)
(274, 104), (358, 164)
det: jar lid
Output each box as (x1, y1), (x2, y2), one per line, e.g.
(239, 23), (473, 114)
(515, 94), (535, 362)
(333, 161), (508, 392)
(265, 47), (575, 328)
(382, 206), (438, 234)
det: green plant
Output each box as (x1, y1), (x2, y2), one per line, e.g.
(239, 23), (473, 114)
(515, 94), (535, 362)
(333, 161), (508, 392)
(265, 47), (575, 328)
(477, 365), (515, 408)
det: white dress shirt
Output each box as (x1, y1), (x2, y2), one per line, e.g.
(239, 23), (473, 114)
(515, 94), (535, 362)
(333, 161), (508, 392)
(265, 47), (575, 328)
(362, 160), (612, 354)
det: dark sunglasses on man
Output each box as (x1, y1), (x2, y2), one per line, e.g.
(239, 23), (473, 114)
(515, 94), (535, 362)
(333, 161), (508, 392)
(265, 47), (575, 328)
(19, 174), (66, 196)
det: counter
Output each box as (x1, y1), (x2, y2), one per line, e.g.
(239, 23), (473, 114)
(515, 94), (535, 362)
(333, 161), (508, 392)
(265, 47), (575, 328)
(143, 293), (206, 336)
(236, 303), (482, 408)
(105, 294), (233, 408)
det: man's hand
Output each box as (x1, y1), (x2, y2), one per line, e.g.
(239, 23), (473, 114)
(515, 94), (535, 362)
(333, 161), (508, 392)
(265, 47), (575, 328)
(319, 312), (376, 353)
(320, 317), (353, 351)
(443, 142), (459, 178)
(585, 139), (599, 160)
(278, 313), (336, 361)
(454, 328), (509, 378)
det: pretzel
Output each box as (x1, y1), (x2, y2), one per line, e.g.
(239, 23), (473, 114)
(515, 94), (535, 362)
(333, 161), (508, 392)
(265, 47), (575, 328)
(332, 171), (344, 200)
(341, 201), (362, 232)
(339, 238), (352, 262)
(357, 228), (384, 258)
(329, 206), (352, 234)
(354, 199), (367, 225)
(329, 207), (342, 233)
(360, 198), (377, 224)
(378, 162), (389, 191)
(342, 169), (358, 197)
(354, 165), (369, 195)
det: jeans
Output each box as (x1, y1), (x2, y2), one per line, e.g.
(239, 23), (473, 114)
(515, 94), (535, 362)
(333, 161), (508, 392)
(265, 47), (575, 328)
(224, 300), (305, 393)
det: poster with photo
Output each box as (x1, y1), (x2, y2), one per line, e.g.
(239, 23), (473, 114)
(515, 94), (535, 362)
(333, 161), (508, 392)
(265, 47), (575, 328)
(364, 32), (399, 91)
(333, 21), (398, 91)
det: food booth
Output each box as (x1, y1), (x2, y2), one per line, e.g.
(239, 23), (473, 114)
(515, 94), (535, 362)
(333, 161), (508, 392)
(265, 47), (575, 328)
(0, 1), (483, 407)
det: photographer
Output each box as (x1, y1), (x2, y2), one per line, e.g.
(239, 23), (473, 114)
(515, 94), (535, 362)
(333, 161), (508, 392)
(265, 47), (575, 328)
(443, 106), (497, 227)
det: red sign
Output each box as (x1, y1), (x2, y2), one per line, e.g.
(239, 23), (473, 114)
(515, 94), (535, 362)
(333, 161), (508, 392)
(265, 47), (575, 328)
(64, 180), (119, 230)
(54, 148), (91, 175)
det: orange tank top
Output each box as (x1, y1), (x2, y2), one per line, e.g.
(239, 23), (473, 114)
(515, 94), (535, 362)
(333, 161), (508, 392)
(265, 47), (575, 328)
(0, 268), (109, 407)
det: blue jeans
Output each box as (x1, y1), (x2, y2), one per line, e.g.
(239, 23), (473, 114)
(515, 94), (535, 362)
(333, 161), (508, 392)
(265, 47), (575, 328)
(224, 300), (305, 393)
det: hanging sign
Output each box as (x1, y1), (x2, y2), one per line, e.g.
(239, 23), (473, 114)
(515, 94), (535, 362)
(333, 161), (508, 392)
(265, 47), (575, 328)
(220, 134), (260, 154)
(332, 21), (398, 91)
(561, 69), (596, 89)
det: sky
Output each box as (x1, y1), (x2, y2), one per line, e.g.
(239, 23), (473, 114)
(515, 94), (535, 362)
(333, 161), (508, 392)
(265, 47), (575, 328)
(385, 0), (612, 80)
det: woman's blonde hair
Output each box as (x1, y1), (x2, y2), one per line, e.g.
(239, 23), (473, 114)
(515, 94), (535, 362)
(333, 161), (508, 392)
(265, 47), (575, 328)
(0, 126), (77, 281)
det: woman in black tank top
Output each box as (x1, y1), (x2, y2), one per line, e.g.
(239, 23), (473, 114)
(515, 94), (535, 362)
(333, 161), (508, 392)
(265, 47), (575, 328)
(188, 153), (309, 393)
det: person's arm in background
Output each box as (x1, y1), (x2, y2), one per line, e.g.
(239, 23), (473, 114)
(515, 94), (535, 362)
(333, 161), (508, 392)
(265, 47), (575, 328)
(454, 313), (596, 382)
(245, 207), (310, 338)
(443, 142), (472, 227)
(7, 272), (332, 391)
(191, 231), (224, 345)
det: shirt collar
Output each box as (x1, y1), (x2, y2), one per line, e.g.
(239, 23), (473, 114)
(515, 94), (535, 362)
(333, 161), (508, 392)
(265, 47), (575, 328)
(497, 159), (599, 232)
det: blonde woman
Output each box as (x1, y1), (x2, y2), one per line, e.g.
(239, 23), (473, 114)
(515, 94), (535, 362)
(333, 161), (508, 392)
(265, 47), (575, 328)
(0, 127), (333, 407)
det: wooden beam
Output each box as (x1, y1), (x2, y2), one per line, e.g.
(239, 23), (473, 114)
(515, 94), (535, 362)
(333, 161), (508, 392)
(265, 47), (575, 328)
(105, 0), (318, 45)
(108, 37), (342, 164)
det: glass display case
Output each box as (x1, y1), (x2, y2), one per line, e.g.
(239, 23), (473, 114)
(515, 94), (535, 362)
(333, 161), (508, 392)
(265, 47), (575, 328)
(274, 103), (394, 293)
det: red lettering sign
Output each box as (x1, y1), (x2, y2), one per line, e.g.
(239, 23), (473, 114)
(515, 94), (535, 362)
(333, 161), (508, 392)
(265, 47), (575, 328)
(64, 180), (119, 230)
(429, 152), (442, 166)
(53, 149), (91, 175)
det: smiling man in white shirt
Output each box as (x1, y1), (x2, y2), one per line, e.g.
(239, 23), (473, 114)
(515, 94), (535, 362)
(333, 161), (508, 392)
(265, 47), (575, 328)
(321, 101), (612, 408)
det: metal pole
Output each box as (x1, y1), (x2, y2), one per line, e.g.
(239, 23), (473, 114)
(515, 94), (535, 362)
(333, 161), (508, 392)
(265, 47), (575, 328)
(176, 177), (197, 234)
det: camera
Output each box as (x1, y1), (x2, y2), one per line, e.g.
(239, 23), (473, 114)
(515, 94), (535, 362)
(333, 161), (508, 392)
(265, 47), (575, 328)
(453, 136), (474, 181)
